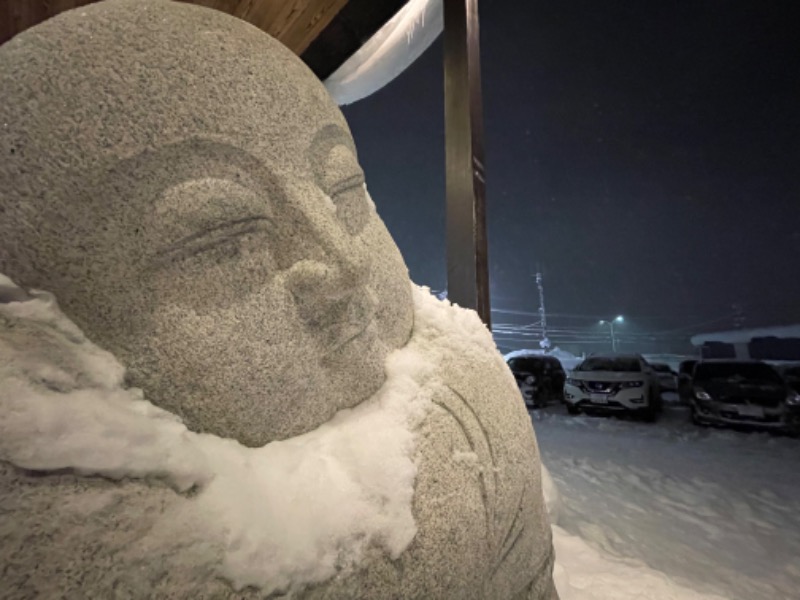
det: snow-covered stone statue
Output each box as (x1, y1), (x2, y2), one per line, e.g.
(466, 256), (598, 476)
(0, 1), (557, 598)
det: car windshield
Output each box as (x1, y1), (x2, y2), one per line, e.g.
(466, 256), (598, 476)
(511, 358), (544, 373)
(782, 366), (800, 380)
(576, 357), (641, 372)
(693, 362), (782, 384)
(510, 357), (564, 373)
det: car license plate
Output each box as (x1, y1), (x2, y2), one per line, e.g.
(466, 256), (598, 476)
(737, 405), (764, 418)
(590, 393), (608, 404)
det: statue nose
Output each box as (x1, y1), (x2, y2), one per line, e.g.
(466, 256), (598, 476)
(286, 243), (370, 298)
(285, 255), (375, 338)
(279, 179), (377, 327)
(284, 213), (374, 325)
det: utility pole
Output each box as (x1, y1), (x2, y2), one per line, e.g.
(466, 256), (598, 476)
(443, 0), (491, 327)
(535, 271), (550, 349)
(599, 316), (625, 352)
(732, 302), (746, 329)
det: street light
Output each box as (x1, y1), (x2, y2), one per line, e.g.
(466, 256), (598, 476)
(599, 315), (624, 352)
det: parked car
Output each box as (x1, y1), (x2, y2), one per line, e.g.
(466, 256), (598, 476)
(677, 359), (698, 404)
(651, 362), (678, 392)
(778, 363), (800, 394)
(690, 360), (800, 433)
(506, 355), (566, 408)
(564, 354), (662, 421)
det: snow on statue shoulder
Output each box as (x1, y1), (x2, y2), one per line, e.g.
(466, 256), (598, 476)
(0, 0), (557, 598)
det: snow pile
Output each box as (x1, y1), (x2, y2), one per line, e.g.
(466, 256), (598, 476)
(0, 279), (211, 490)
(541, 463), (562, 525)
(552, 526), (728, 600)
(536, 406), (800, 600)
(325, 0), (442, 105)
(540, 447), (727, 600)
(0, 274), (444, 595)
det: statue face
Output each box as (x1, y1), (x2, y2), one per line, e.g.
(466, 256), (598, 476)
(0, 0), (413, 446)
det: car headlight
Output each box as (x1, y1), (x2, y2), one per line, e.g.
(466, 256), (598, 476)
(787, 393), (800, 407)
(694, 388), (712, 401)
(620, 380), (644, 388)
(525, 375), (536, 385)
(566, 377), (578, 386)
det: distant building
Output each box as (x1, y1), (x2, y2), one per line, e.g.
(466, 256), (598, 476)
(691, 325), (800, 361)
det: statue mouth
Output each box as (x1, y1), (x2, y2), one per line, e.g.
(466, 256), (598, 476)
(330, 319), (374, 353)
(323, 290), (379, 356)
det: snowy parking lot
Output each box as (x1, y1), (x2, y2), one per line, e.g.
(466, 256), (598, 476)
(534, 400), (800, 600)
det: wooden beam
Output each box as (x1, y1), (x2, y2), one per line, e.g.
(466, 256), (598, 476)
(1, 0), (96, 45)
(0, 1), (350, 54)
(187, 0), (349, 54)
(443, 0), (491, 327)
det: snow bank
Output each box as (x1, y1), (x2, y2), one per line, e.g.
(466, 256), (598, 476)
(552, 526), (728, 600)
(541, 463), (562, 525)
(537, 406), (800, 600)
(0, 275), (443, 595)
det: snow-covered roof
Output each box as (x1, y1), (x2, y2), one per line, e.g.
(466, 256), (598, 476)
(690, 324), (800, 346)
(503, 348), (583, 370)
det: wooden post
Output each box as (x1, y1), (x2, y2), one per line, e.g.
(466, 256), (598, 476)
(443, 0), (491, 327)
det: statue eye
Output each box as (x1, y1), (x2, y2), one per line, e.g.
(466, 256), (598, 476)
(322, 146), (369, 235)
(328, 175), (368, 236)
(153, 216), (273, 268)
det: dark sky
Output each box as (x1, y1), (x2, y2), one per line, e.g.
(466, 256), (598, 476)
(342, 0), (799, 351)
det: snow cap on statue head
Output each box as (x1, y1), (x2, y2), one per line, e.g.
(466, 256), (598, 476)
(0, 0), (413, 446)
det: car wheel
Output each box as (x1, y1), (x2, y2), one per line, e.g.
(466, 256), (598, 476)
(641, 407), (657, 422)
(641, 390), (658, 422)
(690, 405), (706, 426)
(566, 404), (580, 416)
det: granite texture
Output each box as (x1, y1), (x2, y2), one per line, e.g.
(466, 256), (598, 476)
(0, 0), (413, 448)
(0, 1), (557, 598)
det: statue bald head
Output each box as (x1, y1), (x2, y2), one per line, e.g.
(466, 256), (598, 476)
(0, 0), (414, 446)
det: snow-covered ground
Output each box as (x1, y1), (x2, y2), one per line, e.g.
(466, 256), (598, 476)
(534, 400), (800, 600)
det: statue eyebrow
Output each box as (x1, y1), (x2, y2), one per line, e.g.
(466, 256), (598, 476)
(151, 216), (274, 266)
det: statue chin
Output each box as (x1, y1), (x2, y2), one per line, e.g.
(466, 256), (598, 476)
(0, 0), (557, 598)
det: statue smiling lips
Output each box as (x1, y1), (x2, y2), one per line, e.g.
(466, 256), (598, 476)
(0, 1), (558, 598)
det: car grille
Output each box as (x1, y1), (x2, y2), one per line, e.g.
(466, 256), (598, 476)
(717, 396), (781, 408)
(585, 381), (618, 393)
(719, 410), (781, 423)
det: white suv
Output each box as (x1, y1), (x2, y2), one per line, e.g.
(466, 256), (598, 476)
(564, 354), (661, 421)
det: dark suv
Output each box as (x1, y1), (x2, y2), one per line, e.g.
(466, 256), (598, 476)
(690, 360), (800, 432)
(507, 355), (566, 408)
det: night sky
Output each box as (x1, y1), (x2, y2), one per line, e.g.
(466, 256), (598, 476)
(343, 0), (799, 353)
